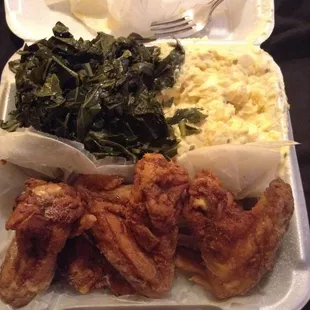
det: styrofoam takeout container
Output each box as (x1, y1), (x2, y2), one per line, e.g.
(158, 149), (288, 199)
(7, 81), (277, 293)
(1, 0), (310, 309)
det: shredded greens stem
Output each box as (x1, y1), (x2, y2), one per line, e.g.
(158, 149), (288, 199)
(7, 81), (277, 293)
(91, 139), (137, 163)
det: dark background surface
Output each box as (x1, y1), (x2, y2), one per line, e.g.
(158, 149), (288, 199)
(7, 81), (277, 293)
(0, 0), (309, 308)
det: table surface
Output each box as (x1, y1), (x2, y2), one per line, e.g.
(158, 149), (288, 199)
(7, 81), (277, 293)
(0, 0), (310, 309)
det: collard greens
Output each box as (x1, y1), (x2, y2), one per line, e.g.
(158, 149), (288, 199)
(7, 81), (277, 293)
(2, 22), (185, 161)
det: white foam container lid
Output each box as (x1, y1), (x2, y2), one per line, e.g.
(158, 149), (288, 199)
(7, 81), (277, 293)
(4, 0), (275, 44)
(1, 1), (310, 310)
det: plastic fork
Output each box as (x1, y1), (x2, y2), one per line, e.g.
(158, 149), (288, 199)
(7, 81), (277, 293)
(150, 0), (224, 38)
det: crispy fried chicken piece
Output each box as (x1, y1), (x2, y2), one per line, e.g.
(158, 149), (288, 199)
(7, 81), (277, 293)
(58, 234), (108, 294)
(74, 174), (124, 191)
(58, 234), (134, 295)
(73, 176), (136, 296)
(181, 171), (294, 299)
(175, 247), (205, 276)
(177, 220), (199, 251)
(0, 179), (92, 308)
(81, 153), (189, 298)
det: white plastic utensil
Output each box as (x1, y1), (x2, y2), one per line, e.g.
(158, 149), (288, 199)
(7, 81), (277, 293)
(150, 0), (224, 38)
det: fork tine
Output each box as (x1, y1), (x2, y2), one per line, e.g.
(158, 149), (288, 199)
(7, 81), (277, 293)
(151, 0), (223, 28)
(155, 27), (197, 39)
(151, 0), (225, 38)
(150, 15), (187, 27)
(153, 25), (195, 37)
(151, 19), (195, 32)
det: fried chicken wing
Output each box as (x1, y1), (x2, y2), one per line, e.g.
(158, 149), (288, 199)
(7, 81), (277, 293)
(74, 174), (124, 191)
(175, 247), (205, 276)
(0, 179), (91, 308)
(80, 154), (189, 297)
(58, 234), (134, 295)
(177, 220), (199, 251)
(181, 171), (294, 299)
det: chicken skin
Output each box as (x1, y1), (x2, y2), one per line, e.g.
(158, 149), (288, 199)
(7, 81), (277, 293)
(0, 179), (93, 308)
(77, 153), (189, 298)
(74, 174), (124, 191)
(58, 234), (134, 295)
(181, 171), (294, 299)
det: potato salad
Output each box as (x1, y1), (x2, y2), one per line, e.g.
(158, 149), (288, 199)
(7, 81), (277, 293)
(159, 43), (286, 155)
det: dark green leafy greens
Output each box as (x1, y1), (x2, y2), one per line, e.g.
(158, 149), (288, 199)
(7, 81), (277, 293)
(178, 121), (201, 138)
(167, 108), (206, 138)
(167, 108), (207, 125)
(1, 22), (186, 161)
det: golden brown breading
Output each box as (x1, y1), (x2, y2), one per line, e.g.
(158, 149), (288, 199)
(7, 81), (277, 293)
(82, 153), (189, 297)
(182, 171), (294, 299)
(74, 174), (124, 191)
(58, 235), (108, 294)
(58, 234), (134, 295)
(177, 219), (199, 251)
(0, 179), (91, 308)
(175, 247), (205, 276)
(69, 214), (97, 238)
